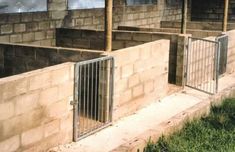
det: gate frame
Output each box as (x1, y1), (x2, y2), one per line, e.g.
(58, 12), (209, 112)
(215, 34), (229, 76)
(185, 37), (221, 95)
(72, 56), (115, 142)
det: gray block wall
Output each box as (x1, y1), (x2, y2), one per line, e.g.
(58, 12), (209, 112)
(191, 0), (235, 21)
(0, 0), (182, 46)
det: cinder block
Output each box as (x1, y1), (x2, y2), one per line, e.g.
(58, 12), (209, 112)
(134, 60), (146, 73)
(133, 84), (144, 98)
(118, 89), (132, 106)
(60, 113), (73, 132)
(44, 119), (60, 138)
(133, 33), (152, 42)
(114, 78), (128, 94)
(1, 24), (13, 34)
(14, 24), (26, 33)
(0, 102), (14, 121)
(51, 67), (70, 86)
(21, 126), (43, 146)
(0, 135), (20, 152)
(144, 80), (154, 94)
(39, 87), (58, 106)
(128, 74), (140, 88)
(121, 64), (134, 78)
(10, 34), (22, 43)
(15, 92), (39, 115)
(29, 72), (51, 91)
(115, 32), (133, 41)
(0, 35), (10, 42)
(3, 78), (28, 100)
(35, 31), (46, 40)
(23, 32), (35, 42)
(46, 99), (69, 118)
(58, 81), (73, 100)
(51, 11), (67, 20)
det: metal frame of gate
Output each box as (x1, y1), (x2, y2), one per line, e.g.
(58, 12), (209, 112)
(73, 56), (114, 141)
(185, 37), (220, 95)
(216, 34), (229, 76)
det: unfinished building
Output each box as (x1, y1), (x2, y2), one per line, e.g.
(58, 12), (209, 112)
(0, 0), (235, 151)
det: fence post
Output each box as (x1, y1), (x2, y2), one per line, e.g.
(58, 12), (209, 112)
(181, 0), (188, 34)
(223, 0), (229, 32)
(105, 0), (113, 52)
(176, 34), (190, 86)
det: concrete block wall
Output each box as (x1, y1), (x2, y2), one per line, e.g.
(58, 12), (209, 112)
(119, 25), (221, 38)
(0, 43), (102, 77)
(160, 21), (235, 31)
(0, 0), (182, 46)
(191, 0), (235, 21)
(227, 30), (235, 73)
(56, 28), (180, 84)
(108, 39), (170, 121)
(0, 63), (74, 152)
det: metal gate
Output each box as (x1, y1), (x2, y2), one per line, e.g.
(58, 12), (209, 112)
(73, 56), (114, 141)
(216, 34), (228, 76)
(185, 37), (220, 95)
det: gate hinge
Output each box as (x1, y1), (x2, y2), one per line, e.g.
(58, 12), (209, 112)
(184, 72), (187, 78)
(70, 100), (78, 106)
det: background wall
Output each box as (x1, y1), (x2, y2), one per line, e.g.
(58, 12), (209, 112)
(191, 0), (235, 21)
(0, 43), (102, 78)
(56, 28), (181, 84)
(0, 0), (182, 46)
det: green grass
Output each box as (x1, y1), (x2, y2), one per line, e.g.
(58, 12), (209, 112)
(145, 98), (235, 152)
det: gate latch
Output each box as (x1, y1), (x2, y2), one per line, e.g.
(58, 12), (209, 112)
(70, 100), (78, 106)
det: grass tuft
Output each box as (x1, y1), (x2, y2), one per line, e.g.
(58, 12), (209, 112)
(145, 98), (235, 152)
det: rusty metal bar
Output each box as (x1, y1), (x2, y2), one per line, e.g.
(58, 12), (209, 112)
(181, 0), (188, 34)
(105, 0), (113, 52)
(223, 0), (229, 32)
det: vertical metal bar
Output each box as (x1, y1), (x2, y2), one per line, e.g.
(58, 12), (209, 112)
(83, 64), (86, 135)
(195, 40), (198, 88)
(87, 63), (90, 133)
(97, 60), (101, 126)
(109, 58), (114, 122)
(192, 39), (196, 87)
(91, 62), (94, 129)
(95, 62), (98, 128)
(101, 60), (105, 124)
(216, 42), (220, 93)
(73, 65), (79, 141)
(185, 37), (190, 86)
(78, 65), (82, 136)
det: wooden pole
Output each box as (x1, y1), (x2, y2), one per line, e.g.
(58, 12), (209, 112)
(105, 0), (113, 52)
(181, 0), (188, 34)
(223, 0), (229, 32)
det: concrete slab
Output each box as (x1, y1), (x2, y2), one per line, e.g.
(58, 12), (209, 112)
(49, 72), (235, 152)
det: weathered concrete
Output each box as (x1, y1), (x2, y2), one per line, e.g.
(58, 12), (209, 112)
(0, 63), (75, 152)
(0, 0), (182, 46)
(49, 72), (235, 152)
(118, 25), (221, 38)
(0, 42), (103, 77)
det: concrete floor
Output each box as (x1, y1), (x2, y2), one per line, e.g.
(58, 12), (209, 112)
(50, 72), (235, 152)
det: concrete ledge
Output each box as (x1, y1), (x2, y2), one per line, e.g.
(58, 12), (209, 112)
(111, 80), (235, 152)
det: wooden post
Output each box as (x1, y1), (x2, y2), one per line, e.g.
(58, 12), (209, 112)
(223, 0), (229, 32)
(105, 0), (113, 52)
(181, 0), (188, 34)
